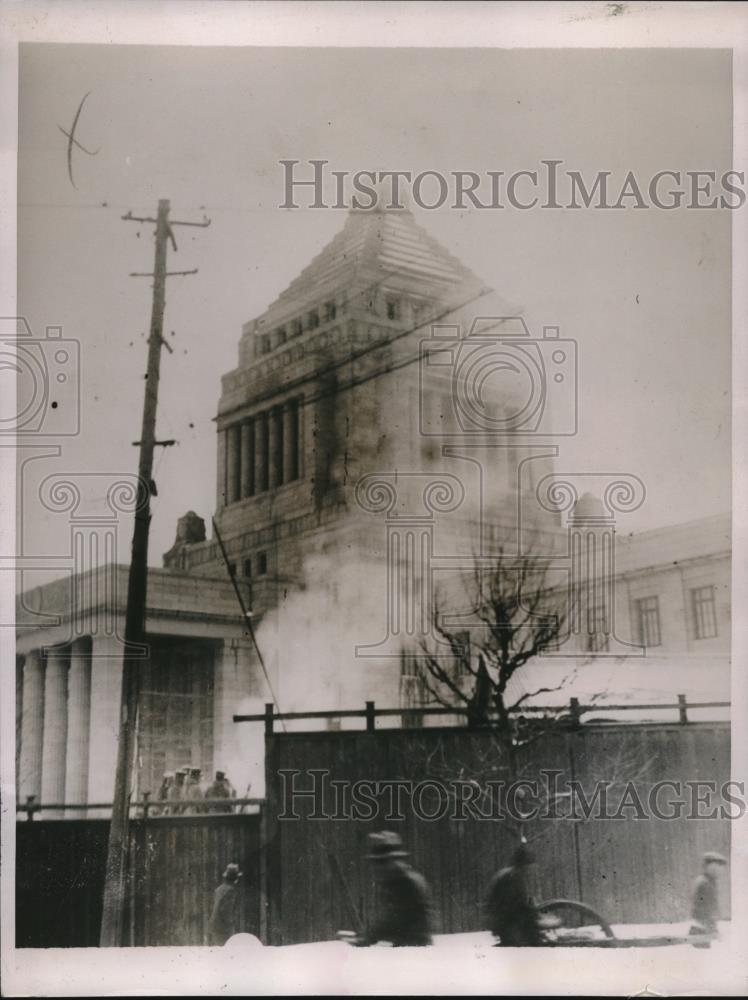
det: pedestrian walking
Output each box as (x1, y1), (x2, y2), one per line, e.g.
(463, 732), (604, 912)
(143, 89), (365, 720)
(208, 863), (243, 946)
(352, 831), (433, 947)
(690, 850), (728, 948)
(485, 844), (543, 947)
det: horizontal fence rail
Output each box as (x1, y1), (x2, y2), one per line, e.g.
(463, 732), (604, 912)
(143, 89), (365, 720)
(15, 797), (265, 821)
(234, 695), (731, 734)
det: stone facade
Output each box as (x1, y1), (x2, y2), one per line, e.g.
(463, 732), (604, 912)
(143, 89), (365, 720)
(15, 566), (253, 812)
(15, 204), (731, 813)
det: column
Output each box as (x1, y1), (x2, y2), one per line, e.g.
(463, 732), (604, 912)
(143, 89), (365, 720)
(19, 649), (45, 804)
(216, 429), (228, 508)
(226, 424), (241, 504)
(41, 646), (69, 810)
(240, 420), (255, 497)
(254, 412), (269, 493)
(64, 637), (92, 816)
(268, 408), (283, 489)
(87, 633), (124, 818)
(283, 400), (299, 483)
(16, 657), (23, 790)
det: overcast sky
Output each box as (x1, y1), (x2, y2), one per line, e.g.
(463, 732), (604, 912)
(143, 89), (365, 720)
(16, 44), (731, 583)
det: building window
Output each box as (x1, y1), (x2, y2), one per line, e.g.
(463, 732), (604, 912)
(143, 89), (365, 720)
(256, 333), (271, 356)
(257, 551), (268, 576)
(291, 319), (303, 337)
(324, 300), (337, 322)
(243, 557), (252, 578)
(452, 631), (471, 677)
(275, 326), (287, 347)
(635, 596), (661, 648)
(691, 585), (718, 639)
(586, 605), (609, 653)
(307, 309), (320, 330)
(386, 297), (401, 321)
(227, 561), (236, 578)
(400, 651), (419, 677)
(400, 652), (425, 726)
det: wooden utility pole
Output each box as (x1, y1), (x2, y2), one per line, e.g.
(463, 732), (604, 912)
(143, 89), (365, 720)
(99, 198), (210, 947)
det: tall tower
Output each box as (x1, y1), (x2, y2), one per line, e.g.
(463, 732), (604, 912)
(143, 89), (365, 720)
(172, 203), (501, 584)
(166, 203), (549, 713)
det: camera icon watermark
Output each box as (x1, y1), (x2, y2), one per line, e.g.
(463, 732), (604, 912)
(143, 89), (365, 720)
(0, 317), (80, 436)
(419, 316), (577, 438)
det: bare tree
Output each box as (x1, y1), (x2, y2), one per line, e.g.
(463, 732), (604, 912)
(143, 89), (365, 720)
(418, 530), (578, 741)
(410, 531), (656, 862)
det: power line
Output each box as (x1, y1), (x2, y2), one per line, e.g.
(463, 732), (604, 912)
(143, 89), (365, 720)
(211, 516), (287, 734)
(218, 283), (497, 425)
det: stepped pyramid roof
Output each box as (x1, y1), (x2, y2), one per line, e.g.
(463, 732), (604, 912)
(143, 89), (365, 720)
(257, 204), (492, 327)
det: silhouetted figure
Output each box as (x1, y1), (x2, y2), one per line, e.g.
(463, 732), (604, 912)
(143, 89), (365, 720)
(184, 767), (206, 814)
(167, 769), (187, 814)
(155, 771), (174, 816)
(690, 851), (728, 948)
(355, 831), (433, 947)
(466, 654), (492, 728)
(485, 845), (542, 947)
(205, 770), (236, 813)
(208, 863), (243, 946)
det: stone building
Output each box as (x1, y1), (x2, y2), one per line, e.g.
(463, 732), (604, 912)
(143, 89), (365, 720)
(496, 509), (731, 720)
(15, 204), (731, 812)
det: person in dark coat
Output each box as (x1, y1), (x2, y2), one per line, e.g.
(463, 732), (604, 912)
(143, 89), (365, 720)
(183, 767), (206, 814)
(355, 831), (433, 947)
(153, 770), (174, 816)
(208, 863), (243, 946)
(167, 768), (186, 815)
(485, 844), (543, 947)
(690, 851), (727, 947)
(205, 770), (236, 813)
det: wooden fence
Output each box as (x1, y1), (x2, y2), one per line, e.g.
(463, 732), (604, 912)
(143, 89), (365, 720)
(16, 809), (263, 948)
(15, 705), (733, 949)
(263, 720), (731, 945)
(235, 695), (730, 733)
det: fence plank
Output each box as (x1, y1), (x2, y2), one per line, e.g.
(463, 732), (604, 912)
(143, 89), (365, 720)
(265, 721), (730, 944)
(16, 812), (263, 948)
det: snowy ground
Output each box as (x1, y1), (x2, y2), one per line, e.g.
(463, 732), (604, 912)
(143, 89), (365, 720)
(7, 922), (745, 996)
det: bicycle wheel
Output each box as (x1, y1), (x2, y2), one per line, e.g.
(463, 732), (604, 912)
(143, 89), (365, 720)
(536, 899), (616, 945)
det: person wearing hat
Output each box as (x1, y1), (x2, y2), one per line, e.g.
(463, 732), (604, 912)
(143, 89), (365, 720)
(208, 863), (243, 946)
(155, 770), (175, 817)
(689, 851), (728, 947)
(354, 831), (433, 947)
(485, 844), (543, 947)
(183, 767), (206, 814)
(167, 768), (187, 815)
(205, 770), (237, 814)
